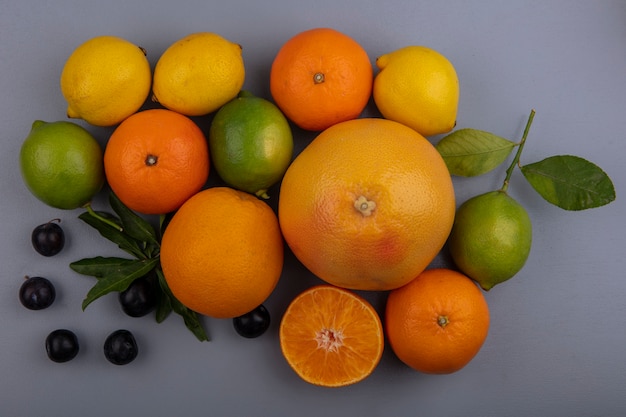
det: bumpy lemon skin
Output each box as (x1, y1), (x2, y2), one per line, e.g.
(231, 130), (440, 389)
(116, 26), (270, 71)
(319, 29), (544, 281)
(373, 45), (459, 137)
(152, 32), (245, 116)
(60, 36), (152, 127)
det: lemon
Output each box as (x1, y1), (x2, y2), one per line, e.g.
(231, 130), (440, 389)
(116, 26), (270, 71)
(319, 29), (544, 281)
(373, 45), (459, 137)
(447, 190), (532, 290)
(19, 120), (105, 210)
(208, 91), (293, 199)
(60, 36), (152, 127)
(152, 32), (245, 116)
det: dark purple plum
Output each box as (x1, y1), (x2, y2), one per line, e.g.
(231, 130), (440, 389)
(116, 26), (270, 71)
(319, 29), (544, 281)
(45, 329), (79, 363)
(233, 304), (271, 338)
(104, 329), (138, 365)
(119, 275), (157, 317)
(32, 219), (65, 256)
(19, 276), (56, 310)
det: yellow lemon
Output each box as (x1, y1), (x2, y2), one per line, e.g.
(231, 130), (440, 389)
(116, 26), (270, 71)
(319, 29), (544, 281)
(152, 32), (245, 116)
(373, 46), (459, 137)
(60, 36), (152, 127)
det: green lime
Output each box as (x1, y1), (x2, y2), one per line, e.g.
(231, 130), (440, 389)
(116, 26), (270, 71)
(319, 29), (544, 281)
(448, 190), (532, 290)
(208, 91), (293, 199)
(19, 120), (105, 209)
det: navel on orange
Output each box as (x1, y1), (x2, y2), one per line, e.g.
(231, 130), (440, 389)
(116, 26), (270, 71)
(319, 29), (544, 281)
(385, 268), (490, 374)
(160, 187), (284, 319)
(270, 27), (373, 131)
(103, 109), (209, 215)
(278, 118), (456, 291)
(279, 285), (384, 387)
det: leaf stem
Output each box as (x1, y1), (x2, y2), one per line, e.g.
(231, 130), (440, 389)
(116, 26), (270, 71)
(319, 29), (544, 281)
(500, 109), (536, 193)
(84, 203), (124, 232)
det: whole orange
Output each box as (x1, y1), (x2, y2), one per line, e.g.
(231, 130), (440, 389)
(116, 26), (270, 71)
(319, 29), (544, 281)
(160, 187), (284, 319)
(278, 118), (455, 291)
(385, 268), (490, 374)
(103, 109), (209, 215)
(270, 27), (373, 131)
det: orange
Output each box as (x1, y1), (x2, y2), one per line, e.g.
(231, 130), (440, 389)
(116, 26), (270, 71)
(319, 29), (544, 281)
(160, 187), (284, 319)
(278, 118), (455, 291)
(103, 109), (209, 215)
(279, 285), (384, 387)
(270, 27), (373, 131)
(385, 268), (490, 374)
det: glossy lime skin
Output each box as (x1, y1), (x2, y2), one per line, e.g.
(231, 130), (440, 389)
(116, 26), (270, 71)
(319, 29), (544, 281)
(208, 91), (293, 199)
(19, 120), (104, 209)
(448, 191), (532, 290)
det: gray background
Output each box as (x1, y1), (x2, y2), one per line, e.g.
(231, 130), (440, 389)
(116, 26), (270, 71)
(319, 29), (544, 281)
(1, 1), (625, 416)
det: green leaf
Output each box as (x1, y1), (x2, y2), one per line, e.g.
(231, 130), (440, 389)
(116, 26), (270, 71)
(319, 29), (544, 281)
(70, 256), (139, 278)
(154, 268), (173, 323)
(109, 193), (159, 251)
(155, 288), (173, 323)
(521, 155), (616, 210)
(72, 194), (209, 342)
(436, 128), (517, 177)
(70, 257), (159, 310)
(78, 211), (146, 259)
(156, 268), (209, 342)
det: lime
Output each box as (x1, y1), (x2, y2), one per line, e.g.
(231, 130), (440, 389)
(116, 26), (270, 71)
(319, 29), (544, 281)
(19, 120), (105, 209)
(208, 91), (293, 199)
(447, 190), (532, 290)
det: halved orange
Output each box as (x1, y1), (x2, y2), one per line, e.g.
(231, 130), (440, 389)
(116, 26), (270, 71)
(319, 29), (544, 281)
(279, 285), (384, 387)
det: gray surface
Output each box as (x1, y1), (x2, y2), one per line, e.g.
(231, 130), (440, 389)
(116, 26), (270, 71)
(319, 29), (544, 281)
(1, 1), (625, 416)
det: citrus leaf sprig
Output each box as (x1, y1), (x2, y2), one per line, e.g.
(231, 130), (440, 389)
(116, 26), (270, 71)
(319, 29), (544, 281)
(69, 193), (209, 342)
(435, 128), (517, 177)
(435, 109), (616, 211)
